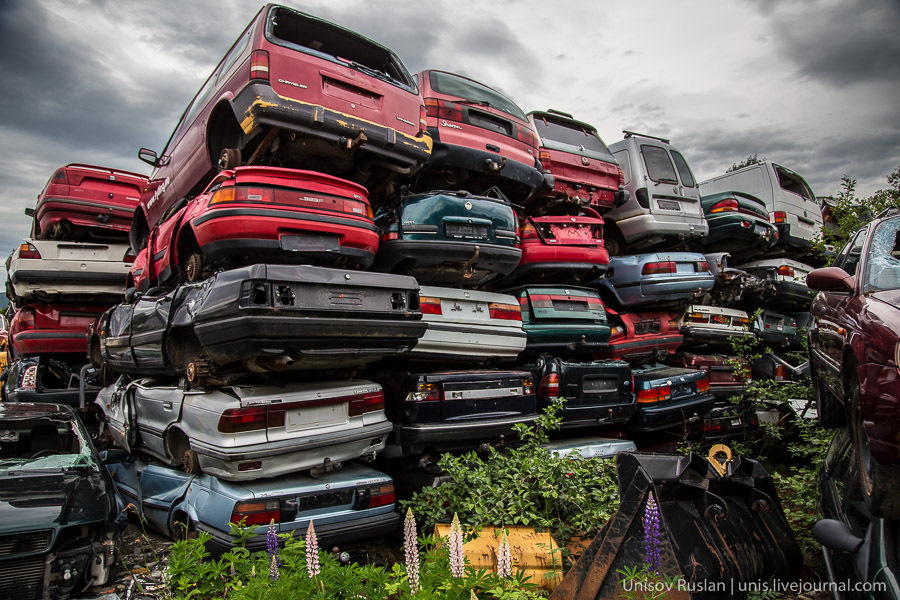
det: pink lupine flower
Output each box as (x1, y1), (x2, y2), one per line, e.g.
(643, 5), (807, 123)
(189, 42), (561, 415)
(404, 508), (420, 594)
(449, 513), (465, 578)
(305, 520), (320, 577)
(496, 530), (511, 578)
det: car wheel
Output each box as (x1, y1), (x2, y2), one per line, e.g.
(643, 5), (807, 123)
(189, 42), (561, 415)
(184, 253), (206, 283)
(185, 355), (211, 388)
(604, 229), (625, 257)
(182, 449), (201, 475)
(813, 364), (845, 427)
(217, 147), (242, 172)
(851, 380), (900, 519)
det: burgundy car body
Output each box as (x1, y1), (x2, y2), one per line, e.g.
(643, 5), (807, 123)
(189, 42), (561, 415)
(808, 211), (900, 516)
(33, 164), (147, 242)
(412, 69), (544, 202)
(9, 302), (108, 357)
(501, 208), (610, 285)
(134, 4), (430, 251)
(665, 352), (750, 400)
(594, 309), (682, 363)
(526, 110), (626, 213)
(130, 167), (378, 290)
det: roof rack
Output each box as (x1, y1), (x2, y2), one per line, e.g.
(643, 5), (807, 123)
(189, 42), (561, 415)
(623, 130), (670, 144)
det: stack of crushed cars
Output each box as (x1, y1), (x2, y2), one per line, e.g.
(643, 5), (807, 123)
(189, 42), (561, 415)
(1, 4), (825, 566)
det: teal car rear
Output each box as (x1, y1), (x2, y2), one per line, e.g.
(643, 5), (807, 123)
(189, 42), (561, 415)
(701, 190), (778, 259)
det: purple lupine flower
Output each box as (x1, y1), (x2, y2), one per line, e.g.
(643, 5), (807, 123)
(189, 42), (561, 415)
(404, 508), (420, 594)
(643, 492), (662, 574)
(306, 520), (320, 577)
(449, 513), (465, 578)
(496, 530), (511, 578)
(266, 518), (280, 581)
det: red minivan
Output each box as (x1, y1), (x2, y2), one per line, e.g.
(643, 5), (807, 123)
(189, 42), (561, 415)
(525, 110), (628, 214)
(412, 69), (544, 202)
(31, 164), (147, 242)
(133, 4), (431, 252)
(9, 302), (109, 358)
(129, 166), (379, 290)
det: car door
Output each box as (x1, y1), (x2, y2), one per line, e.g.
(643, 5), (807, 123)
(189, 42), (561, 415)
(129, 288), (178, 369)
(132, 380), (184, 461)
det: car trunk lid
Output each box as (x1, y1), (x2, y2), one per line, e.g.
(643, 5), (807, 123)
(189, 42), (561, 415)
(419, 370), (535, 423)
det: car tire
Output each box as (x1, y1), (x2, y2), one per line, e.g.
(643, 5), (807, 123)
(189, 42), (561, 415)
(851, 380), (900, 519)
(183, 449), (201, 475)
(813, 364), (845, 427)
(217, 147), (241, 172)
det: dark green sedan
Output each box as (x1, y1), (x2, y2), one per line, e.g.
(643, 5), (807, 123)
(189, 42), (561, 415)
(700, 190), (778, 259)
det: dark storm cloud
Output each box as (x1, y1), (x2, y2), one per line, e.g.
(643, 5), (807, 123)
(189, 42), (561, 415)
(750, 0), (900, 86)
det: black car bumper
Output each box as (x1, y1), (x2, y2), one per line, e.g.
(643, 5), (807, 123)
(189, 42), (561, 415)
(627, 393), (716, 432)
(390, 414), (539, 456)
(373, 240), (521, 286)
(425, 138), (544, 192)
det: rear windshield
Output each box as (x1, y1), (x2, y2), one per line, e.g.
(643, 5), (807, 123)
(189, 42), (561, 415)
(532, 116), (613, 156)
(641, 145), (678, 184)
(670, 150), (696, 187)
(774, 165), (816, 202)
(429, 71), (527, 121)
(268, 7), (415, 90)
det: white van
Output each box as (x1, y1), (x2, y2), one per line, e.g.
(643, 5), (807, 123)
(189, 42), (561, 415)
(603, 132), (708, 255)
(699, 160), (823, 251)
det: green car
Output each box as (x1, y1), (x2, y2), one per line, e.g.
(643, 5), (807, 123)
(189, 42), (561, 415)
(701, 190), (778, 258)
(505, 285), (610, 357)
(373, 188), (521, 286)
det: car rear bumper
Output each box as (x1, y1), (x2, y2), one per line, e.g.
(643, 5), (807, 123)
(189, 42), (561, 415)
(616, 212), (707, 244)
(703, 218), (775, 248)
(233, 83), (432, 169)
(373, 240), (521, 286)
(389, 414), (539, 456)
(544, 399), (635, 428)
(12, 331), (88, 356)
(613, 278), (712, 308)
(36, 197), (135, 234)
(191, 421), (393, 481)
(627, 393), (716, 431)
(772, 281), (815, 309)
(523, 326), (611, 354)
(425, 140), (544, 191)
(680, 326), (754, 346)
(594, 334), (684, 361)
(409, 322), (527, 362)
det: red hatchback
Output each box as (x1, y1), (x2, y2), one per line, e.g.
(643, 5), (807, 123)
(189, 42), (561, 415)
(412, 69), (544, 202)
(133, 4), (430, 252)
(31, 164), (147, 242)
(130, 166), (378, 290)
(501, 208), (609, 285)
(9, 302), (108, 358)
(526, 110), (627, 213)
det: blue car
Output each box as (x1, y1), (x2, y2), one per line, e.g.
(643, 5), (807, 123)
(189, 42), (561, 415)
(106, 457), (399, 555)
(592, 252), (715, 309)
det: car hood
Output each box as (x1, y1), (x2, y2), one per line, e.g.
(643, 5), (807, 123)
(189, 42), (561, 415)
(872, 289), (900, 312)
(0, 469), (113, 534)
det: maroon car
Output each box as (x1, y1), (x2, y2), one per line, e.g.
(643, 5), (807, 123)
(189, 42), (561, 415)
(133, 4), (430, 252)
(808, 209), (900, 518)
(129, 166), (378, 290)
(594, 309), (682, 363)
(664, 352), (750, 400)
(9, 302), (109, 358)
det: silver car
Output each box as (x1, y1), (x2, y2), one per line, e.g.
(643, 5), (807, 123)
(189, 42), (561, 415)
(97, 378), (392, 481)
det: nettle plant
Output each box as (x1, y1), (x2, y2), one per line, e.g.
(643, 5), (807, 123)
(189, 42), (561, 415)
(401, 400), (620, 545)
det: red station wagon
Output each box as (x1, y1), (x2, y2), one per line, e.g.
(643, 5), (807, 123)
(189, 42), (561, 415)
(133, 4), (431, 252)
(411, 69), (544, 202)
(31, 163), (147, 242)
(129, 166), (378, 290)
(8, 302), (109, 358)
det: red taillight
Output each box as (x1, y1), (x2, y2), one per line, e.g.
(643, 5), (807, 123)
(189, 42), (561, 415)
(637, 385), (671, 404)
(382, 231), (400, 241)
(356, 483), (395, 509)
(18, 242), (41, 260)
(697, 261), (709, 272)
(609, 325), (626, 342)
(539, 372), (560, 397)
(406, 383), (439, 402)
(51, 168), (68, 184)
(419, 104), (428, 132)
(771, 211), (787, 224)
(523, 376), (535, 396)
(21, 365), (38, 389)
(516, 124), (537, 147)
(488, 302), (521, 321)
(342, 197), (372, 219)
(424, 98), (462, 122)
(218, 406), (268, 434)
(124, 249), (136, 264)
(685, 312), (708, 324)
(704, 421), (723, 434)
(617, 166), (625, 187)
(642, 261), (676, 275)
(520, 221), (540, 240)
(774, 364), (789, 382)
(250, 49), (269, 81)
(696, 378), (710, 394)
(349, 391), (385, 417)
(16, 307), (36, 331)
(777, 265), (795, 277)
(420, 296), (442, 315)
(539, 149), (552, 169)
(710, 199), (739, 213)
(231, 500), (280, 526)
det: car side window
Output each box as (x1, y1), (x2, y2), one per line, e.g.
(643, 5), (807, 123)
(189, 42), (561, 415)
(218, 29), (252, 85)
(840, 229), (867, 276)
(670, 150), (696, 188)
(169, 67), (221, 146)
(613, 150), (631, 186)
(640, 145), (678, 184)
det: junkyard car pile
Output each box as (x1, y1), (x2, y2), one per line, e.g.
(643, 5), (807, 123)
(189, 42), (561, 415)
(0, 4), (837, 593)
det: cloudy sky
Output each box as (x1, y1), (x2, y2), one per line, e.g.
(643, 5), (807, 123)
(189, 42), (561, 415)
(1, 0), (899, 284)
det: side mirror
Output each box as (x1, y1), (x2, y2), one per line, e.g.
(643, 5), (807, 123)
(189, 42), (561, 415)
(138, 147), (160, 168)
(807, 267), (855, 293)
(24, 207), (35, 217)
(614, 187), (629, 208)
(124, 287), (138, 304)
(813, 519), (864, 554)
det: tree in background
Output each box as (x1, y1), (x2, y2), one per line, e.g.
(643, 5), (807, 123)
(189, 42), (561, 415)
(819, 165), (900, 255)
(726, 154), (763, 173)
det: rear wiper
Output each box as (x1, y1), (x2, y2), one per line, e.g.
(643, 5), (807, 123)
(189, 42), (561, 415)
(458, 99), (493, 108)
(336, 57), (392, 83)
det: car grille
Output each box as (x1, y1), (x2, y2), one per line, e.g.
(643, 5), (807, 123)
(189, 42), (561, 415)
(0, 530), (52, 557)
(0, 555), (46, 600)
